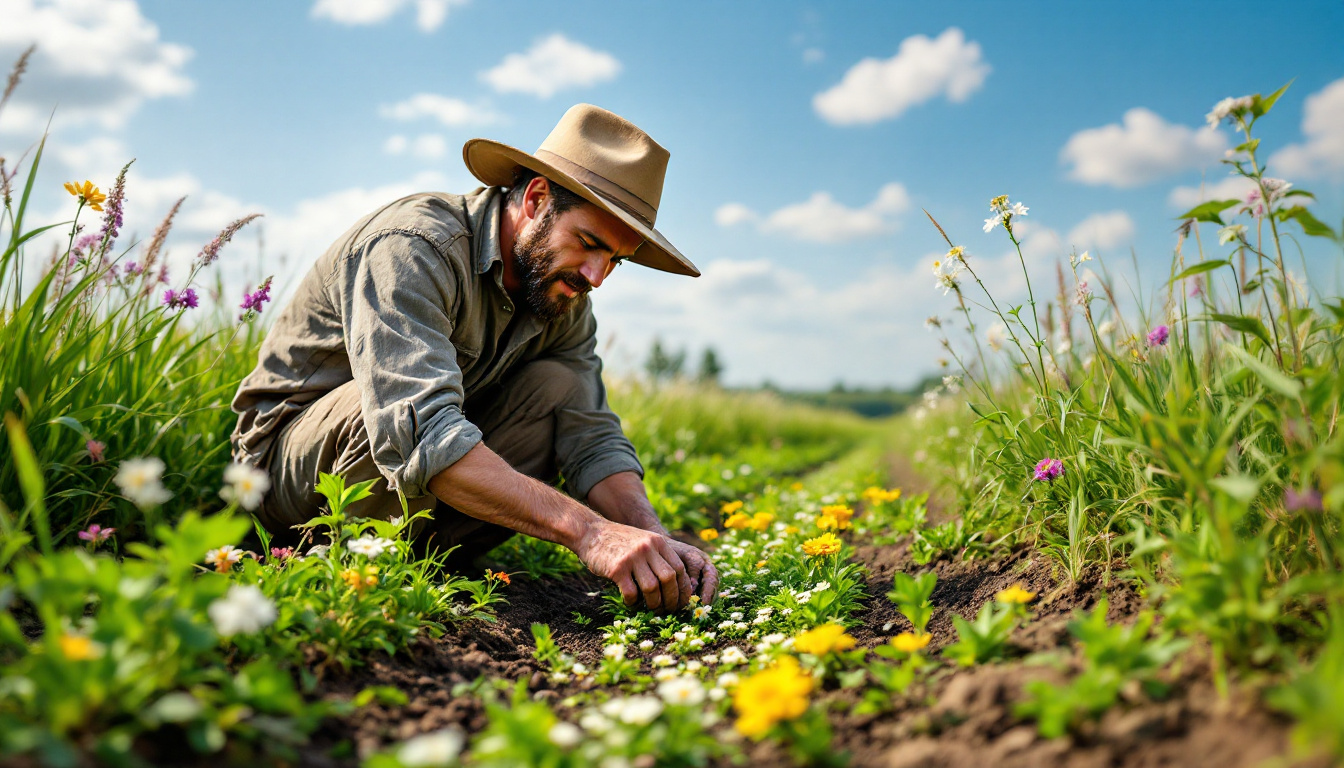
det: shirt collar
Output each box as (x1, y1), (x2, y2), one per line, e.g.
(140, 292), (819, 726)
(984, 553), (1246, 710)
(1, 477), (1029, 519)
(470, 187), (504, 275)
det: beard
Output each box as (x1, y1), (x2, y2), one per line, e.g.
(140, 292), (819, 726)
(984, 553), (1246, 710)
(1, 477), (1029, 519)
(512, 208), (591, 321)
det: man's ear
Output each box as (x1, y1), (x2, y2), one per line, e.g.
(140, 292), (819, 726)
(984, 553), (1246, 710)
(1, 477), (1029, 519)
(523, 176), (551, 221)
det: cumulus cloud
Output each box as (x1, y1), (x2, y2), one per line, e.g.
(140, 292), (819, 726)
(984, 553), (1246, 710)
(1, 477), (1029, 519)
(0, 0), (193, 133)
(812, 28), (989, 126)
(1060, 108), (1227, 187)
(383, 132), (448, 159)
(480, 34), (620, 98)
(310, 0), (469, 32)
(1066, 211), (1136, 252)
(378, 93), (501, 126)
(1269, 76), (1344, 181)
(1167, 175), (1258, 211)
(717, 183), (910, 243)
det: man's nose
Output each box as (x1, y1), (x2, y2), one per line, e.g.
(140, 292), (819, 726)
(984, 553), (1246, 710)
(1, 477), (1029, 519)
(579, 254), (607, 289)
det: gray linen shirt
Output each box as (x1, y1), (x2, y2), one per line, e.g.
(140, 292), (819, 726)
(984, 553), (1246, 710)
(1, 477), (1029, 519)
(230, 186), (642, 500)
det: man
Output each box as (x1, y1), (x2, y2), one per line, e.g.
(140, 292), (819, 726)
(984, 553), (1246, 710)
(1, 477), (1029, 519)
(230, 104), (716, 613)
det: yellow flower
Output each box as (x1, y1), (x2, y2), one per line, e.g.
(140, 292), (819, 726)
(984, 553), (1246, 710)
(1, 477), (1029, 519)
(755, 559), (768, 569)
(861, 486), (902, 505)
(784, 525), (799, 534)
(789, 482), (805, 492)
(747, 512), (774, 531)
(63, 180), (106, 211)
(699, 528), (719, 541)
(890, 632), (932, 653)
(801, 532), (842, 557)
(58, 633), (102, 661)
(818, 505), (853, 530)
(724, 512), (751, 530)
(721, 500), (744, 515)
(793, 623), (857, 656)
(732, 655), (813, 738)
(995, 584), (1036, 605)
(340, 564), (380, 592)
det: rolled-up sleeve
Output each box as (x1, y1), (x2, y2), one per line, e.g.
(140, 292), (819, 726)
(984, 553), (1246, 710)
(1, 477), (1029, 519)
(545, 304), (643, 499)
(334, 230), (482, 498)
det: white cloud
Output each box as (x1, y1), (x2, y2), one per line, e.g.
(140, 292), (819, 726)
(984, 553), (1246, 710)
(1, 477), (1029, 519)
(310, 0), (469, 32)
(1060, 108), (1227, 187)
(1269, 76), (1344, 181)
(383, 134), (409, 155)
(0, 0), (193, 133)
(1066, 211), (1135, 252)
(812, 28), (989, 126)
(480, 34), (620, 98)
(378, 93), (501, 126)
(718, 183), (910, 243)
(1167, 175), (1257, 211)
(383, 132), (447, 159)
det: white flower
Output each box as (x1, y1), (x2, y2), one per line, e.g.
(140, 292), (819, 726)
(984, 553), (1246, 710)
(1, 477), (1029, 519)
(721, 469), (735, 480)
(717, 620), (735, 630)
(604, 644), (627, 661)
(548, 721), (583, 749)
(1010, 202), (1029, 218)
(752, 615), (769, 625)
(654, 668), (679, 681)
(708, 687), (726, 701)
(1218, 224), (1248, 245)
(812, 581), (831, 592)
(738, 464), (752, 475)
(983, 214), (1004, 233)
(208, 585), (277, 637)
(115, 457), (172, 509)
(616, 696), (663, 725)
(658, 677), (706, 706)
(218, 462), (270, 511)
(702, 654), (719, 665)
(691, 483), (711, 494)
(397, 728), (465, 767)
(734, 622), (748, 631)
(729, 611), (743, 621)
(693, 604), (711, 619)
(720, 646), (747, 665)
(744, 584), (757, 592)
(571, 662), (588, 676)
(685, 660), (703, 672)
(718, 672), (741, 687)
(638, 639), (654, 650)
(652, 654), (676, 667)
(986, 322), (1008, 352)
(1206, 95), (1254, 127)
(347, 535), (394, 558)
(769, 580), (784, 588)
(579, 711), (611, 733)
(756, 607), (773, 616)
(796, 591), (813, 604)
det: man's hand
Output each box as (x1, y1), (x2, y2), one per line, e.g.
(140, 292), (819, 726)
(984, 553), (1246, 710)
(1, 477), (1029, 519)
(667, 537), (719, 605)
(573, 518), (696, 613)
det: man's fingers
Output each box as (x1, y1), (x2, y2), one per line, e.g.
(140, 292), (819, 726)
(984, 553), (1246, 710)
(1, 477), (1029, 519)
(632, 560), (663, 612)
(614, 570), (639, 607)
(648, 553), (680, 613)
(655, 539), (693, 611)
(698, 559), (720, 604)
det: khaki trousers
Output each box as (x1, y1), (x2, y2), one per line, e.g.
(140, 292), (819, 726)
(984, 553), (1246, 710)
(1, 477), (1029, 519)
(256, 359), (583, 565)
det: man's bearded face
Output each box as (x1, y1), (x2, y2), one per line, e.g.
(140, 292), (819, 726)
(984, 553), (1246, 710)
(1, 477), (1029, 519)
(512, 206), (592, 321)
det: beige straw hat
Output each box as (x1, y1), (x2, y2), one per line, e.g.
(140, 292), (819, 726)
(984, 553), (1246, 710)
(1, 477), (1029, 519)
(462, 103), (699, 277)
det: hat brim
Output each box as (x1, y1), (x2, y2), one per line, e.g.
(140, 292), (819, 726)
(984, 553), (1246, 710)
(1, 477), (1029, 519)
(462, 138), (699, 278)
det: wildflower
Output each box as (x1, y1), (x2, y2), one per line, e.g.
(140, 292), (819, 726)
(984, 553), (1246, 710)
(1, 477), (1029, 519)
(548, 721), (583, 749)
(812, 581), (831, 592)
(721, 500), (744, 515)
(1075, 281), (1092, 305)
(817, 504), (854, 531)
(890, 632), (932, 653)
(862, 486), (901, 505)
(1218, 223), (1247, 245)
(85, 439), (105, 463)
(721, 468), (735, 480)
(270, 546), (295, 562)
(58, 632), (103, 661)
(638, 639), (654, 650)
(789, 481), (805, 492)
(1033, 458), (1064, 483)
(658, 676), (706, 706)
(699, 528), (719, 541)
(1206, 95), (1254, 128)
(162, 287), (200, 310)
(114, 457), (172, 509)
(208, 584), (278, 637)
(947, 245), (966, 262)
(340, 564), (380, 591)
(604, 643), (628, 661)
(1146, 325), (1170, 347)
(740, 464), (753, 475)
(485, 568), (512, 585)
(732, 656), (813, 738)
(347, 535), (395, 558)
(219, 462), (270, 511)
(995, 584), (1037, 604)
(197, 213), (263, 268)
(785, 524), (799, 534)
(720, 646), (747, 665)
(1069, 250), (1093, 268)
(793, 623), (857, 655)
(397, 728), (465, 767)
(693, 604), (712, 620)
(747, 512), (774, 531)
(1285, 487), (1323, 513)
(932, 254), (966, 295)
(986, 322), (1008, 352)
(77, 524), (115, 546)
(723, 512), (751, 530)
(652, 654), (676, 667)
(64, 180), (106, 211)
(204, 544), (245, 574)
(692, 482), (711, 494)
(239, 276), (273, 321)
(801, 532), (842, 557)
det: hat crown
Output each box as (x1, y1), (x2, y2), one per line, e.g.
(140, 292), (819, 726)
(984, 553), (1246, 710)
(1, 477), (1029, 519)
(536, 104), (668, 221)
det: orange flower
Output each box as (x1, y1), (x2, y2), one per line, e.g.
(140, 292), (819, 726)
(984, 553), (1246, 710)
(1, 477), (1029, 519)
(339, 564), (380, 592)
(699, 528), (719, 541)
(486, 569), (512, 585)
(64, 180), (106, 211)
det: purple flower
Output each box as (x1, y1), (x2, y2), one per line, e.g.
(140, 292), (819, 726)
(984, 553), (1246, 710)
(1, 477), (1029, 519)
(123, 261), (142, 278)
(78, 524), (116, 546)
(96, 163), (129, 252)
(1033, 458), (1064, 483)
(239, 276), (273, 320)
(1146, 325), (1170, 347)
(162, 287), (200, 310)
(1285, 487), (1323, 513)
(197, 213), (263, 267)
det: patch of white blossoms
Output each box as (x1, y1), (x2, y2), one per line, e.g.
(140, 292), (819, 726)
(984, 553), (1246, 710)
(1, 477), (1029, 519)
(347, 535), (395, 558)
(219, 462), (271, 511)
(208, 584), (277, 637)
(114, 457), (172, 509)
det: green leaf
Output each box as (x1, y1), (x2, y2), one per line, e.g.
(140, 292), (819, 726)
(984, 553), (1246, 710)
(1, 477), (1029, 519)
(1203, 313), (1273, 348)
(1177, 199), (1240, 224)
(1280, 205), (1338, 240)
(1170, 260), (1228, 282)
(1253, 80), (1292, 117)
(1222, 343), (1301, 400)
(1210, 474), (1263, 505)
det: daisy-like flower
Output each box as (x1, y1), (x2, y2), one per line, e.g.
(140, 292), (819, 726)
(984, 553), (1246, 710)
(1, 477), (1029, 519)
(985, 322), (1008, 352)
(604, 643), (627, 661)
(658, 676), (706, 707)
(693, 604), (712, 620)
(692, 482), (711, 494)
(652, 654), (676, 667)
(793, 624), (857, 656)
(615, 696), (664, 725)
(397, 728), (465, 768)
(219, 462), (271, 511)
(347, 535), (395, 558)
(114, 457), (172, 509)
(723, 512), (751, 530)
(720, 646), (747, 666)
(1206, 95), (1254, 128)
(64, 180), (107, 211)
(732, 656), (813, 739)
(801, 532), (842, 557)
(890, 632), (933, 653)
(699, 528), (719, 541)
(995, 584), (1037, 605)
(205, 544), (245, 574)
(547, 722), (583, 749)
(208, 584), (278, 637)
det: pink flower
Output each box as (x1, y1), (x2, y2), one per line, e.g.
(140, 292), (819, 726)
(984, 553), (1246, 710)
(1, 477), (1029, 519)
(270, 547), (294, 562)
(1033, 458), (1064, 483)
(1146, 325), (1170, 347)
(86, 439), (105, 463)
(78, 524), (116, 546)
(1285, 487), (1322, 513)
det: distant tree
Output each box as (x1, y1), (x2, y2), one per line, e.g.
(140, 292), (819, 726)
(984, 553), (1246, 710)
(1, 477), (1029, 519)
(644, 337), (685, 382)
(830, 380), (847, 394)
(697, 347), (724, 385)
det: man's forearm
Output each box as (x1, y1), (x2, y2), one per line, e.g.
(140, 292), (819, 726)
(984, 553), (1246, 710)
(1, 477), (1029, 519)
(586, 471), (667, 535)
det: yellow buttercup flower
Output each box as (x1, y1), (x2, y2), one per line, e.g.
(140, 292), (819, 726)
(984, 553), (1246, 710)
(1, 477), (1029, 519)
(861, 486), (902, 505)
(784, 525), (799, 534)
(793, 623), (857, 656)
(721, 500), (744, 515)
(732, 655), (813, 738)
(64, 180), (107, 212)
(789, 482), (805, 492)
(724, 512), (751, 530)
(747, 512), (774, 531)
(801, 532), (842, 557)
(340, 564), (380, 592)
(995, 584), (1036, 605)
(890, 632), (932, 653)
(58, 633), (102, 661)
(699, 528), (719, 541)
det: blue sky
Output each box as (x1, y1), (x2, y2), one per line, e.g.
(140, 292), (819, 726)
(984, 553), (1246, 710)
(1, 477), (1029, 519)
(3, 0), (1342, 388)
